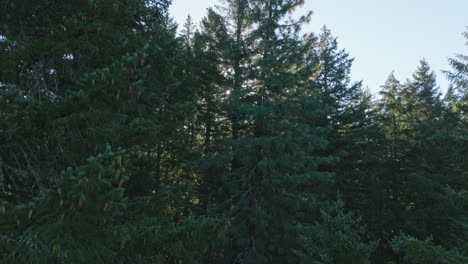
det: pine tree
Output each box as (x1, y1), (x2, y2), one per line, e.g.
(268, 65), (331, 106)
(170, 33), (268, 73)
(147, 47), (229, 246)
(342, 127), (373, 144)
(377, 72), (405, 162)
(200, 1), (358, 262)
(314, 26), (362, 128)
(311, 30), (387, 262)
(183, 9), (231, 211)
(444, 28), (468, 116)
(442, 28), (468, 191)
(306, 199), (377, 264)
(312, 27), (381, 218)
(391, 233), (468, 264)
(0, 0), (174, 200)
(0, 146), (129, 263)
(1, 1), (222, 262)
(407, 59), (442, 121)
(373, 60), (467, 261)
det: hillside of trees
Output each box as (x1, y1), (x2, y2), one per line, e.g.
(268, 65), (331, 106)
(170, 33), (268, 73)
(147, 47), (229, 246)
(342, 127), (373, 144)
(0, 0), (466, 263)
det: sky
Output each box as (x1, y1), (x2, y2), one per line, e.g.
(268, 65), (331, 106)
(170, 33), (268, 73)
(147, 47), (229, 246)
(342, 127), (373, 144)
(169, 0), (467, 94)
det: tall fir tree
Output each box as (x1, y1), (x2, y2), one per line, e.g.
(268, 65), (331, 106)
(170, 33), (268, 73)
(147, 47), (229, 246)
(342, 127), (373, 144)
(198, 1), (375, 263)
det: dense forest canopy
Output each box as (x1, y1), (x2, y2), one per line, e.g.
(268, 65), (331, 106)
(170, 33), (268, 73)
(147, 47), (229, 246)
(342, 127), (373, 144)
(0, 0), (466, 263)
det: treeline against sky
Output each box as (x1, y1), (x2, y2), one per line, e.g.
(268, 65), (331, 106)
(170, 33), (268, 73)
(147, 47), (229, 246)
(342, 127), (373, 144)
(0, 0), (467, 263)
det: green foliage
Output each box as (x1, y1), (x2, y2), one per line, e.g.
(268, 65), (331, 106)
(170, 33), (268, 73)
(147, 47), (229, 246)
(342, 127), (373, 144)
(391, 234), (468, 264)
(304, 199), (377, 264)
(0, 0), (467, 263)
(0, 146), (128, 263)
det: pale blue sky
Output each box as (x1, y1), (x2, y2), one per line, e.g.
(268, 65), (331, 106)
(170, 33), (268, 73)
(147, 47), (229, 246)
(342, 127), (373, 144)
(170, 0), (467, 94)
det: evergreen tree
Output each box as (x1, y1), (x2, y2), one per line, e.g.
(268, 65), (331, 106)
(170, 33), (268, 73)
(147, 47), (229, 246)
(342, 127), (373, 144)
(199, 1), (374, 263)
(444, 28), (468, 116)
(314, 26), (362, 128)
(1, 1), (220, 262)
(377, 72), (405, 162)
(306, 199), (377, 264)
(391, 233), (468, 264)
(1, 1), (466, 263)
(0, 147), (129, 263)
(371, 60), (467, 262)
(183, 9), (231, 211)
(0, 0), (174, 200)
